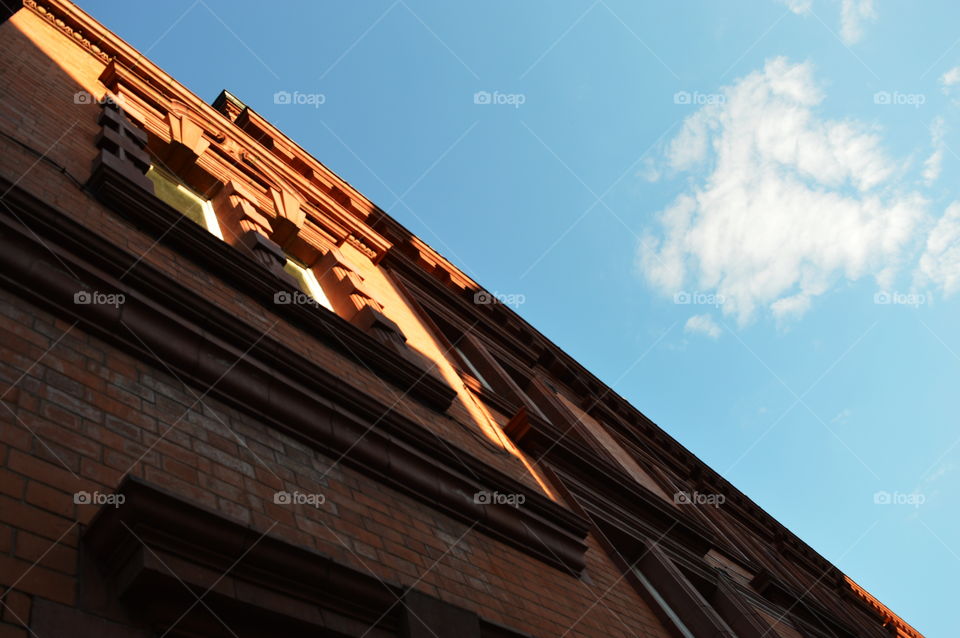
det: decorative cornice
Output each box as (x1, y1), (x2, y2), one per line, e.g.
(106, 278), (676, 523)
(23, 0), (111, 62)
(0, 175), (589, 576)
(346, 233), (378, 260)
(96, 59), (394, 262)
(843, 576), (923, 638)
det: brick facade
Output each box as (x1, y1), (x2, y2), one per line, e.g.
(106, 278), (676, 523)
(0, 2), (921, 637)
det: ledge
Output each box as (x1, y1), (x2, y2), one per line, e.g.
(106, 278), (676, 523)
(85, 159), (457, 412)
(84, 478), (533, 638)
(0, 176), (589, 576)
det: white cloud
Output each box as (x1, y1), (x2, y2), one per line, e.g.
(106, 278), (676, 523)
(840, 0), (877, 45)
(923, 117), (946, 186)
(923, 151), (943, 185)
(638, 156), (661, 182)
(780, 0), (812, 15)
(778, 1), (877, 44)
(684, 314), (722, 339)
(917, 202), (960, 296)
(941, 66), (960, 90)
(640, 57), (927, 324)
(940, 67), (960, 105)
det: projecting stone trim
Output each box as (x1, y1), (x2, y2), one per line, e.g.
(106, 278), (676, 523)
(313, 247), (419, 361)
(315, 248), (378, 318)
(93, 99), (153, 193)
(213, 178), (274, 237)
(0, 177), (589, 576)
(238, 229), (298, 288)
(82, 478), (537, 638)
(165, 109), (210, 161)
(83, 152), (456, 412)
(269, 185), (305, 245)
(352, 304), (406, 343)
(82, 478), (396, 637)
(23, 0), (112, 62)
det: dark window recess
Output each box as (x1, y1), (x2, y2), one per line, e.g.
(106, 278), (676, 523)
(503, 370), (612, 458)
(633, 543), (737, 638)
(679, 562), (782, 638)
(421, 310), (531, 412)
(430, 315), (493, 389)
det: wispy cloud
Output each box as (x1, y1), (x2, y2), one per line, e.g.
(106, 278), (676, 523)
(940, 67), (960, 105)
(778, 0), (877, 44)
(684, 314), (722, 339)
(917, 202), (960, 296)
(940, 66), (960, 89)
(840, 0), (877, 45)
(923, 117), (947, 186)
(779, 0), (813, 15)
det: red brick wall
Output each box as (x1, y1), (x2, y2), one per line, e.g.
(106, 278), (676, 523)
(0, 287), (673, 637)
(0, 8), (675, 638)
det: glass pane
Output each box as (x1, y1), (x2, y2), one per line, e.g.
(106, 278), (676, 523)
(284, 260), (309, 290)
(146, 167), (211, 230)
(283, 259), (333, 311)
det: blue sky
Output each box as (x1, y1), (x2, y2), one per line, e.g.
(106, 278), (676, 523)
(76, 1), (958, 634)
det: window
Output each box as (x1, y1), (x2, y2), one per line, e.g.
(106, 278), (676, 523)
(632, 544), (738, 638)
(543, 386), (677, 505)
(423, 311), (494, 391)
(283, 257), (333, 311)
(453, 344), (492, 390)
(145, 166), (223, 239)
(633, 567), (696, 638)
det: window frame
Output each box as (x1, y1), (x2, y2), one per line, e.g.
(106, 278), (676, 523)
(633, 542), (739, 637)
(633, 567), (697, 638)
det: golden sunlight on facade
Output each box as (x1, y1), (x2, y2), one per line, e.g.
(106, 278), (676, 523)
(0, 2), (922, 636)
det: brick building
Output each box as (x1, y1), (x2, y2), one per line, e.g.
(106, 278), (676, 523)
(0, 2), (922, 636)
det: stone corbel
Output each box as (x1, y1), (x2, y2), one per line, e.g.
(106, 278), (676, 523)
(269, 185), (305, 246)
(315, 247), (377, 320)
(315, 248), (410, 351)
(92, 98), (154, 193)
(215, 181), (301, 296)
(353, 304), (408, 351)
(213, 179), (273, 243)
(237, 228), (297, 288)
(164, 109), (210, 172)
